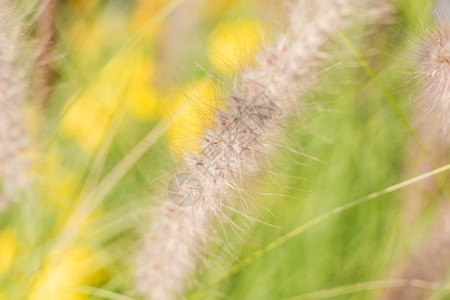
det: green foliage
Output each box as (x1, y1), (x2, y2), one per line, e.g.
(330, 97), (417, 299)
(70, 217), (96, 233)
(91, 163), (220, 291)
(1, 0), (449, 299)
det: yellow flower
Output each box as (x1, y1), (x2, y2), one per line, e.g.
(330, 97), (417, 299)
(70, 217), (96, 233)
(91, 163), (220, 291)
(61, 52), (162, 148)
(126, 56), (160, 121)
(61, 98), (112, 152)
(29, 246), (101, 300)
(208, 19), (263, 74)
(168, 78), (216, 156)
(61, 54), (132, 152)
(68, 0), (99, 13)
(40, 149), (78, 210)
(204, 0), (243, 17)
(129, 0), (167, 38)
(128, 84), (159, 121)
(66, 19), (108, 60)
(0, 229), (17, 272)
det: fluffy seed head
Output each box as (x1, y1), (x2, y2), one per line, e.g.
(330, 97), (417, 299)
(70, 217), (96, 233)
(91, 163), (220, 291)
(135, 0), (391, 299)
(0, 0), (33, 208)
(418, 19), (450, 142)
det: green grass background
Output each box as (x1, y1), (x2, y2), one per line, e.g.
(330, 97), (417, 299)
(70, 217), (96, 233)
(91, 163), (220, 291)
(2, 0), (449, 299)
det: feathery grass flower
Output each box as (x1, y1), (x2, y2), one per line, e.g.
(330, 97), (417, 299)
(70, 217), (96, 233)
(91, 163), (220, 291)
(0, 0), (35, 208)
(135, 0), (362, 298)
(418, 18), (450, 142)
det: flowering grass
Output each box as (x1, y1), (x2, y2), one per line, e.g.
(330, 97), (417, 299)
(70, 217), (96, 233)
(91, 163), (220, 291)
(0, 0), (449, 300)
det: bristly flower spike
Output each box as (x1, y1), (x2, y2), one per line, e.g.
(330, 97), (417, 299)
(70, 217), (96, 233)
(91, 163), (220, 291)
(0, 0), (34, 209)
(418, 15), (450, 142)
(135, 0), (391, 299)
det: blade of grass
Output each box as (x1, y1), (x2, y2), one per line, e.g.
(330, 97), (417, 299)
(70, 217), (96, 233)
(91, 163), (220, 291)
(283, 279), (442, 300)
(336, 30), (428, 154)
(426, 282), (450, 300)
(336, 31), (410, 129)
(52, 113), (174, 253)
(49, 0), (186, 255)
(337, 29), (450, 198)
(118, 0), (186, 53)
(41, 0), (186, 195)
(77, 285), (137, 300)
(78, 88), (129, 198)
(194, 163), (450, 296)
(56, 0), (185, 121)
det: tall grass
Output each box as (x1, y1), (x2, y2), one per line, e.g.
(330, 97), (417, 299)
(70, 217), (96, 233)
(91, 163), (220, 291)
(0, 0), (448, 300)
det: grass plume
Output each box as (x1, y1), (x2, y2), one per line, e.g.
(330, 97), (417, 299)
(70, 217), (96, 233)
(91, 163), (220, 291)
(0, 0), (35, 209)
(133, 0), (384, 298)
(418, 16), (450, 143)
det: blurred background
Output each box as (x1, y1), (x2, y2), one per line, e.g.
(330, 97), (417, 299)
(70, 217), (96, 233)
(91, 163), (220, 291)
(1, 0), (449, 299)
